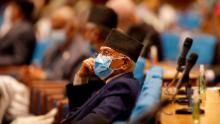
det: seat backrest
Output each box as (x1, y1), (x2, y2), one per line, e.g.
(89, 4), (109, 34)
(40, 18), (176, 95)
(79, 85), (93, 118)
(31, 40), (51, 65)
(129, 66), (163, 121)
(160, 32), (180, 61)
(160, 32), (217, 64)
(189, 34), (217, 64)
(177, 11), (202, 30)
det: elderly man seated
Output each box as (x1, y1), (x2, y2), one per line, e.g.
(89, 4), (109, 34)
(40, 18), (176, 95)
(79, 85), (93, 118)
(63, 29), (143, 124)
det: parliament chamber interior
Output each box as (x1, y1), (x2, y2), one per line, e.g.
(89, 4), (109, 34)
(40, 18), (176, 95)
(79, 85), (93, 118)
(0, 0), (220, 124)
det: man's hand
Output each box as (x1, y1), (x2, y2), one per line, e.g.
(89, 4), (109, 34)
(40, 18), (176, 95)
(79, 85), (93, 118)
(73, 58), (95, 86)
(77, 58), (95, 77)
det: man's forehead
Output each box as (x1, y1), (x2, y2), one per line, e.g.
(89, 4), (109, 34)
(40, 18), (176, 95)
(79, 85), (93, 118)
(100, 46), (121, 56)
(100, 46), (114, 52)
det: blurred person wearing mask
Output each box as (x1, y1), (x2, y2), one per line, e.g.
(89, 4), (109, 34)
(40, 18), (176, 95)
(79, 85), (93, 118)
(34, 0), (67, 42)
(106, 0), (138, 31)
(0, 0), (36, 66)
(23, 6), (84, 80)
(63, 29), (143, 124)
(42, 6), (93, 80)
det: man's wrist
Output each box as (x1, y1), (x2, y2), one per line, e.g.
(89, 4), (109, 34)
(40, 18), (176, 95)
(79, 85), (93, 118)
(73, 73), (89, 86)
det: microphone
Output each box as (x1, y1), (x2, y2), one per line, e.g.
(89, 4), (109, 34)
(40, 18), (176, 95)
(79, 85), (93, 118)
(168, 37), (193, 89)
(176, 53), (198, 90)
(177, 37), (193, 72)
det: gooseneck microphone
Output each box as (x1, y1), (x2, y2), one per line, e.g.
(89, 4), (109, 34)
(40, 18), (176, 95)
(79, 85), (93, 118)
(177, 37), (193, 72)
(175, 53), (198, 90)
(172, 53), (198, 103)
(169, 37), (193, 87)
(172, 53), (204, 115)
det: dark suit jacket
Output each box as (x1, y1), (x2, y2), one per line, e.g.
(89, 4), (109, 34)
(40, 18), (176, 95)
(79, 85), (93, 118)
(62, 72), (140, 124)
(0, 20), (36, 66)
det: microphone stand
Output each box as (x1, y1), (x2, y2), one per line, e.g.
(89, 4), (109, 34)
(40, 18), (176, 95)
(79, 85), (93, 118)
(173, 75), (204, 114)
(169, 57), (186, 94)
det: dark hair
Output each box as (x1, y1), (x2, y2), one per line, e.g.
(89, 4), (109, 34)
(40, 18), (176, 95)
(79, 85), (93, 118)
(12, 0), (34, 21)
(126, 23), (164, 60)
(88, 5), (118, 29)
(126, 23), (149, 43)
(97, 26), (111, 42)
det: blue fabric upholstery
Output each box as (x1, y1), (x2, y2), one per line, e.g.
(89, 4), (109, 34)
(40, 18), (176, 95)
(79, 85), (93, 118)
(114, 66), (163, 124)
(189, 34), (216, 64)
(133, 57), (147, 86)
(177, 11), (202, 30)
(160, 32), (180, 61)
(129, 66), (163, 121)
(31, 40), (51, 65)
(160, 32), (216, 64)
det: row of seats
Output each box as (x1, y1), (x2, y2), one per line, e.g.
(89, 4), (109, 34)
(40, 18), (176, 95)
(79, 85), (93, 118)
(161, 32), (217, 64)
(31, 32), (217, 66)
(27, 80), (69, 124)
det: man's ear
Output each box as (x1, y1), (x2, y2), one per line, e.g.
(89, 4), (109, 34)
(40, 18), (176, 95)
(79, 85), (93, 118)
(121, 57), (131, 71)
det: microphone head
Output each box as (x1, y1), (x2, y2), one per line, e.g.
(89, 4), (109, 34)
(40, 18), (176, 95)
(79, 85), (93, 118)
(187, 52), (198, 68)
(183, 37), (193, 50)
(177, 37), (193, 72)
(176, 53), (198, 90)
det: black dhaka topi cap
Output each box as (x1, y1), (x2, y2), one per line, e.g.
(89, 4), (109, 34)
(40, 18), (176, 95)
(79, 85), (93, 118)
(104, 29), (143, 62)
(88, 5), (118, 29)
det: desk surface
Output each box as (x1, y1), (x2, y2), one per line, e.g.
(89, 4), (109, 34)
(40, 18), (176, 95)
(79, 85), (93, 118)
(145, 61), (199, 81)
(161, 88), (220, 124)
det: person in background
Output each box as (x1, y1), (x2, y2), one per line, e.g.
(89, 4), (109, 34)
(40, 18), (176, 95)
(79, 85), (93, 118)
(136, 0), (178, 32)
(41, 6), (83, 80)
(106, 0), (138, 31)
(63, 29), (143, 124)
(126, 23), (163, 84)
(205, 2), (220, 85)
(83, 5), (118, 53)
(21, 5), (118, 82)
(33, 0), (68, 45)
(0, 0), (36, 66)
(0, 75), (57, 124)
(23, 6), (88, 81)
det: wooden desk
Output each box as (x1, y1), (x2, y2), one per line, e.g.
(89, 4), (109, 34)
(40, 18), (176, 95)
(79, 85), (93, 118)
(0, 66), (24, 75)
(161, 88), (220, 124)
(145, 61), (199, 82)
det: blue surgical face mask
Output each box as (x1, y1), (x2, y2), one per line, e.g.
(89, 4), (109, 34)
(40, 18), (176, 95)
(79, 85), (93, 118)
(50, 29), (66, 45)
(94, 54), (113, 80)
(94, 54), (126, 80)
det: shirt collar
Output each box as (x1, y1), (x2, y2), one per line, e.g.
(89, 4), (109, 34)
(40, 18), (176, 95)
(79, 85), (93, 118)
(105, 72), (130, 84)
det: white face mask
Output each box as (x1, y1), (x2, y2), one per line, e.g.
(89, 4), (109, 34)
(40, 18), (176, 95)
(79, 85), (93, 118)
(50, 29), (66, 44)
